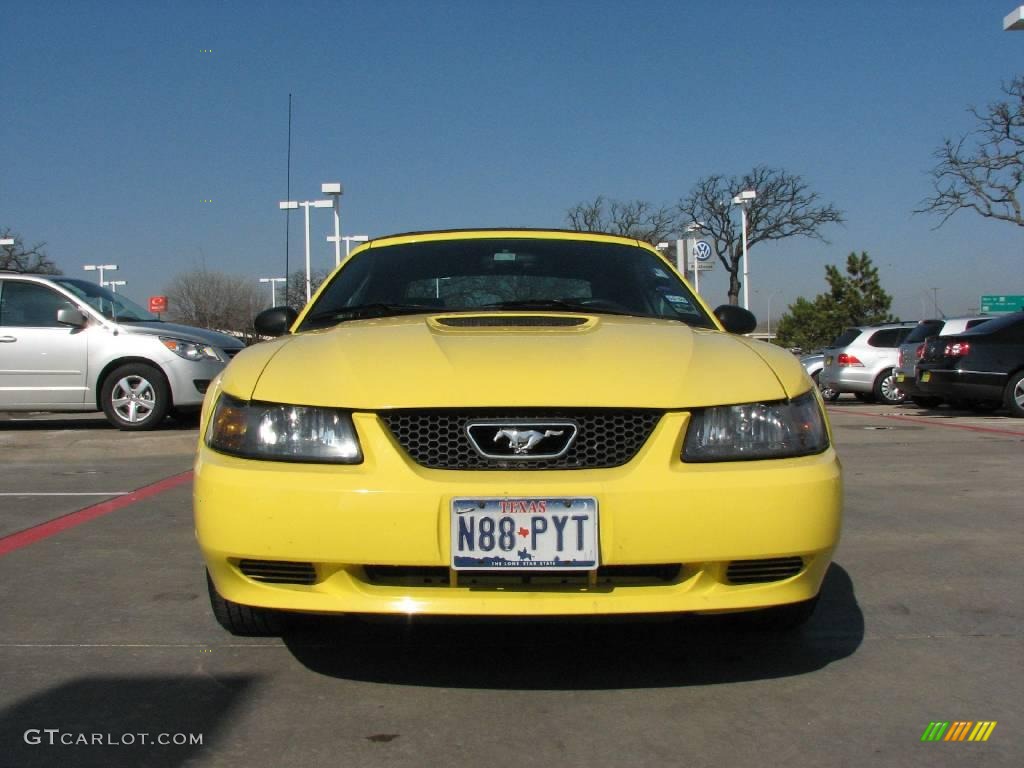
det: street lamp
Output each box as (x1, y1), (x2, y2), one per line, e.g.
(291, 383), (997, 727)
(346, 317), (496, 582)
(321, 182), (344, 268)
(0, 238), (14, 246)
(1005, 6), (1024, 29)
(83, 264), (118, 286)
(259, 277), (286, 306)
(343, 235), (369, 257)
(279, 198), (332, 302)
(731, 190), (756, 309)
(107, 280), (126, 294)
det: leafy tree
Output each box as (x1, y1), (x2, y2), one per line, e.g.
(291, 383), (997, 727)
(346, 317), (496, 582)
(775, 252), (895, 351)
(677, 166), (844, 305)
(917, 75), (1024, 228)
(1, 228), (61, 274)
(565, 196), (676, 245)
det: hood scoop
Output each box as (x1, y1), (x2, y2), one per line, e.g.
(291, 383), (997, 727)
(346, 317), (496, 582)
(432, 314), (591, 329)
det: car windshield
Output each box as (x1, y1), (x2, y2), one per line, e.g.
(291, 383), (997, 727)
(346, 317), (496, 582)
(298, 237), (716, 331)
(54, 277), (158, 322)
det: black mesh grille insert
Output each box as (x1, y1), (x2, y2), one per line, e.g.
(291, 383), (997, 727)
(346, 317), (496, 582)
(238, 559), (317, 585)
(363, 564), (681, 587)
(436, 316), (587, 327)
(726, 557), (804, 585)
(379, 409), (662, 470)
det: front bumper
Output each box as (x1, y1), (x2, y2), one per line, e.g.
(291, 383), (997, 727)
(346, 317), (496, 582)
(195, 411), (843, 617)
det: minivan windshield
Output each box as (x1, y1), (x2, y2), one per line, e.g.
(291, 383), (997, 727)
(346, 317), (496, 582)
(55, 278), (159, 322)
(299, 237), (715, 331)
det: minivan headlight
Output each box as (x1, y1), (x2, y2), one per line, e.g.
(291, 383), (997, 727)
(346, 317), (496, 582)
(161, 337), (221, 362)
(683, 391), (828, 462)
(206, 395), (362, 463)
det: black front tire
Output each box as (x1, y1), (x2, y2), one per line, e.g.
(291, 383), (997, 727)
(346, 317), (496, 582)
(1004, 370), (1024, 418)
(207, 571), (285, 636)
(873, 368), (906, 405)
(812, 372), (840, 401)
(100, 363), (170, 430)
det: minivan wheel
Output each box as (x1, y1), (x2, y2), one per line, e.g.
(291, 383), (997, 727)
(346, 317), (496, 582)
(100, 363), (170, 430)
(1005, 371), (1024, 418)
(873, 368), (906, 405)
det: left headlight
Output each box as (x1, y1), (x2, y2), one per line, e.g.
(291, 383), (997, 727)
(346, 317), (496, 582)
(683, 391), (828, 462)
(161, 337), (222, 362)
(206, 395), (363, 464)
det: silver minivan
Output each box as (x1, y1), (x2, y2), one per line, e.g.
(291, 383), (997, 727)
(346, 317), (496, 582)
(0, 273), (244, 429)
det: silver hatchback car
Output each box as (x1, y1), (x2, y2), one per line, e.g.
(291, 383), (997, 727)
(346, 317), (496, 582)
(819, 322), (917, 405)
(0, 273), (244, 429)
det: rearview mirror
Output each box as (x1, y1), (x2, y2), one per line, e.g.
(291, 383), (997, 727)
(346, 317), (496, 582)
(714, 304), (757, 334)
(56, 306), (88, 328)
(254, 306), (298, 337)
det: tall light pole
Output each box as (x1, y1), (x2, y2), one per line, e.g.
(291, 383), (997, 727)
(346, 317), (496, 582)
(107, 280), (126, 294)
(322, 183), (344, 267)
(732, 190), (756, 309)
(1004, 6), (1024, 29)
(259, 277), (286, 306)
(683, 222), (705, 294)
(83, 264), (118, 286)
(279, 199), (332, 302)
(343, 235), (369, 257)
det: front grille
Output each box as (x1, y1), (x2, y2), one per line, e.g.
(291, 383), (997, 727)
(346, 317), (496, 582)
(363, 564), (681, 588)
(379, 409), (662, 470)
(726, 557), (804, 584)
(238, 559), (317, 585)
(436, 316), (587, 328)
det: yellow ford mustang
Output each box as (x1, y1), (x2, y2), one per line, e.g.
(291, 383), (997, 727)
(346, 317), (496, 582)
(194, 230), (842, 635)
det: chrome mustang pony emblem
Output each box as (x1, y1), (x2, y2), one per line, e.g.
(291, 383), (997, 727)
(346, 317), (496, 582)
(493, 428), (565, 455)
(466, 420), (579, 460)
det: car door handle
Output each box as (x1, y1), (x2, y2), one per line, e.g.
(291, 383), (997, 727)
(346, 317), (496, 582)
(0, 336), (17, 343)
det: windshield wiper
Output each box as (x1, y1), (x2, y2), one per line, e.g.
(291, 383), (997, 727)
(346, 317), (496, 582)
(305, 303), (442, 326)
(475, 299), (636, 317)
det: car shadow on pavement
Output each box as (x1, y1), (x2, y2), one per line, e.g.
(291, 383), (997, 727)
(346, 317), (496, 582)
(0, 415), (199, 431)
(0, 674), (257, 768)
(284, 563), (863, 690)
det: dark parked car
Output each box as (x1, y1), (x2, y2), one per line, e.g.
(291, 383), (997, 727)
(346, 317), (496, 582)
(915, 312), (1024, 417)
(895, 316), (992, 408)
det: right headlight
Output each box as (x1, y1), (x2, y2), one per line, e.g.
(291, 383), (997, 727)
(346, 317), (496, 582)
(683, 391), (829, 462)
(206, 395), (362, 464)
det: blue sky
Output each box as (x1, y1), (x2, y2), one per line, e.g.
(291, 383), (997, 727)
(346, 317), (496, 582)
(2, 0), (1021, 321)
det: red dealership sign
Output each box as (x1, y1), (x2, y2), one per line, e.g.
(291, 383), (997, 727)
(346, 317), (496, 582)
(149, 296), (168, 313)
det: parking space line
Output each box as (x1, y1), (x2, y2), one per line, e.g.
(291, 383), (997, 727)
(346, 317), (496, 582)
(827, 408), (1024, 436)
(0, 492), (131, 497)
(0, 471), (193, 557)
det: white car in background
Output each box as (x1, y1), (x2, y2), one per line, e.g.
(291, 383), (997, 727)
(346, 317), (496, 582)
(0, 272), (244, 429)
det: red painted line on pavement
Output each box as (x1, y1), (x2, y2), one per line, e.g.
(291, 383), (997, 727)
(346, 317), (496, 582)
(827, 407), (1024, 437)
(0, 470), (193, 557)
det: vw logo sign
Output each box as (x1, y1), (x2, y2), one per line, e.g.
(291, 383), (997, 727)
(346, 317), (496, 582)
(694, 241), (712, 261)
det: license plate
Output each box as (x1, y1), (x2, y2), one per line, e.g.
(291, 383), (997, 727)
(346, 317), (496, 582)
(921, 371), (931, 383)
(896, 374), (905, 383)
(451, 497), (598, 570)
(825, 356), (833, 366)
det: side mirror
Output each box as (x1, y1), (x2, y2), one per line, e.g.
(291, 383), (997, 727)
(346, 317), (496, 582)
(254, 306), (298, 337)
(56, 306), (88, 328)
(713, 304), (757, 334)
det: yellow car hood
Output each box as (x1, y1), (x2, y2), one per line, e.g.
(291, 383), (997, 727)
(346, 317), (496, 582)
(224, 314), (809, 409)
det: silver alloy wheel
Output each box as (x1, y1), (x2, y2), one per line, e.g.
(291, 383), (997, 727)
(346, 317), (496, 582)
(878, 371), (903, 403)
(1015, 378), (1024, 409)
(110, 374), (157, 424)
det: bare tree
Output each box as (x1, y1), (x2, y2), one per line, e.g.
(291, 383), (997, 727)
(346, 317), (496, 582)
(1, 228), (61, 274)
(165, 269), (263, 340)
(566, 196), (677, 245)
(284, 268), (331, 311)
(677, 167), (845, 305)
(917, 75), (1024, 228)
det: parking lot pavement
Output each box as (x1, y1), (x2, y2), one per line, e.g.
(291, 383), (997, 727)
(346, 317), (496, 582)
(0, 407), (1020, 767)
